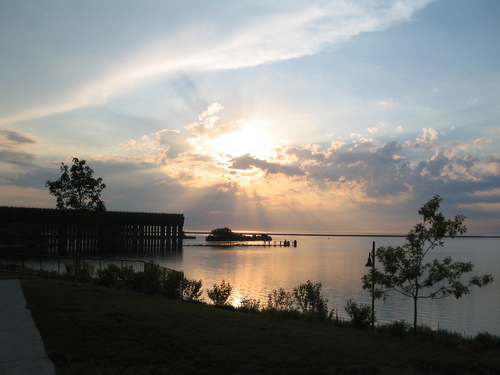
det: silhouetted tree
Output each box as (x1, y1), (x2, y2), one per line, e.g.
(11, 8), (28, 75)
(46, 157), (106, 284)
(362, 195), (493, 337)
(46, 157), (106, 212)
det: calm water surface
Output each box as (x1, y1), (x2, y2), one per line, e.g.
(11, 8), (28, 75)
(151, 235), (499, 336)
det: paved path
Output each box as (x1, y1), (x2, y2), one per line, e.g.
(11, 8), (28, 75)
(0, 279), (55, 375)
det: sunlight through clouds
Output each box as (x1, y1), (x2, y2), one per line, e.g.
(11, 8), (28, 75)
(1, 0), (499, 233)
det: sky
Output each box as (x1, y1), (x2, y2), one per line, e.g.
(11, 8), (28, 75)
(1, 0), (499, 234)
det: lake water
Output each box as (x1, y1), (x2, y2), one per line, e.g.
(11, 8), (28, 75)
(150, 235), (499, 336)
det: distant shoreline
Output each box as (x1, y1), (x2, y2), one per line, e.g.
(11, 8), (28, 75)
(184, 231), (500, 239)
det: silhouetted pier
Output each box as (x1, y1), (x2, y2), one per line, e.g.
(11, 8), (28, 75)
(0, 206), (184, 255)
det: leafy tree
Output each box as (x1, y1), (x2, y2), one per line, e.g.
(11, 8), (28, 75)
(46, 158), (106, 284)
(45, 157), (106, 212)
(362, 195), (493, 337)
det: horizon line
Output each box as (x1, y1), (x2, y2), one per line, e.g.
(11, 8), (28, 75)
(184, 231), (500, 239)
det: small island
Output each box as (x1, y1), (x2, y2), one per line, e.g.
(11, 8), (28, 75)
(206, 227), (272, 242)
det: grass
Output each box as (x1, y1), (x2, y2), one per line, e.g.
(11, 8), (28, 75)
(0, 273), (491, 375)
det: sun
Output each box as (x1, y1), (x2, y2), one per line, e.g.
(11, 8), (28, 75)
(209, 122), (274, 159)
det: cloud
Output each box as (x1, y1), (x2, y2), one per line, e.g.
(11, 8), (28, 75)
(229, 154), (304, 177)
(1, 130), (37, 144)
(0, 149), (36, 167)
(415, 127), (439, 149)
(0, 1), (434, 126)
(377, 98), (399, 107)
(114, 104), (498, 212)
(0, 130), (38, 168)
(154, 130), (196, 160)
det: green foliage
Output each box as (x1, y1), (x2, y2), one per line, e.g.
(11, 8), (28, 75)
(207, 279), (232, 306)
(377, 320), (413, 338)
(362, 195), (494, 337)
(96, 263), (121, 286)
(293, 280), (331, 319)
(118, 265), (136, 286)
(238, 297), (261, 313)
(23, 278), (500, 375)
(182, 278), (203, 302)
(159, 269), (204, 301)
(265, 287), (295, 312)
(64, 260), (95, 282)
(142, 261), (164, 294)
(473, 332), (500, 352)
(345, 299), (374, 330)
(162, 270), (186, 299)
(265, 282), (333, 321)
(45, 157), (106, 212)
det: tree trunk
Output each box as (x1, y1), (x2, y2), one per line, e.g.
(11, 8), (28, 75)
(413, 282), (419, 338)
(413, 296), (418, 338)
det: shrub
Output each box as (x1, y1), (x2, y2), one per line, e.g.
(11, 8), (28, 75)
(142, 261), (163, 294)
(473, 332), (500, 352)
(265, 288), (294, 312)
(345, 299), (374, 330)
(294, 281), (331, 319)
(183, 278), (203, 302)
(63, 260), (95, 283)
(131, 271), (146, 291)
(162, 270), (186, 299)
(207, 280), (232, 306)
(96, 263), (121, 286)
(377, 320), (412, 337)
(118, 265), (136, 286)
(239, 297), (261, 313)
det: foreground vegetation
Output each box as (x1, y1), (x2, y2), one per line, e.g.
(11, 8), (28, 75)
(2, 270), (499, 375)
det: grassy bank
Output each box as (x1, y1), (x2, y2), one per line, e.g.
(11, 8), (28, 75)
(2, 273), (495, 375)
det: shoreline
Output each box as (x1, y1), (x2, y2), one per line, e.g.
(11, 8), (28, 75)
(185, 231), (500, 239)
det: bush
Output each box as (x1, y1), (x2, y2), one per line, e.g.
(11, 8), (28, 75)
(63, 260), (95, 283)
(345, 299), (374, 330)
(294, 281), (331, 319)
(118, 265), (136, 286)
(239, 297), (261, 313)
(183, 278), (203, 302)
(207, 280), (232, 306)
(377, 320), (412, 337)
(142, 261), (163, 294)
(131, 271), (146, 291)
(162, 270), (186, 299)
(473, 332), (500, 352)
(96, 263), (121, 286)
(265, 288), (294, 312)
